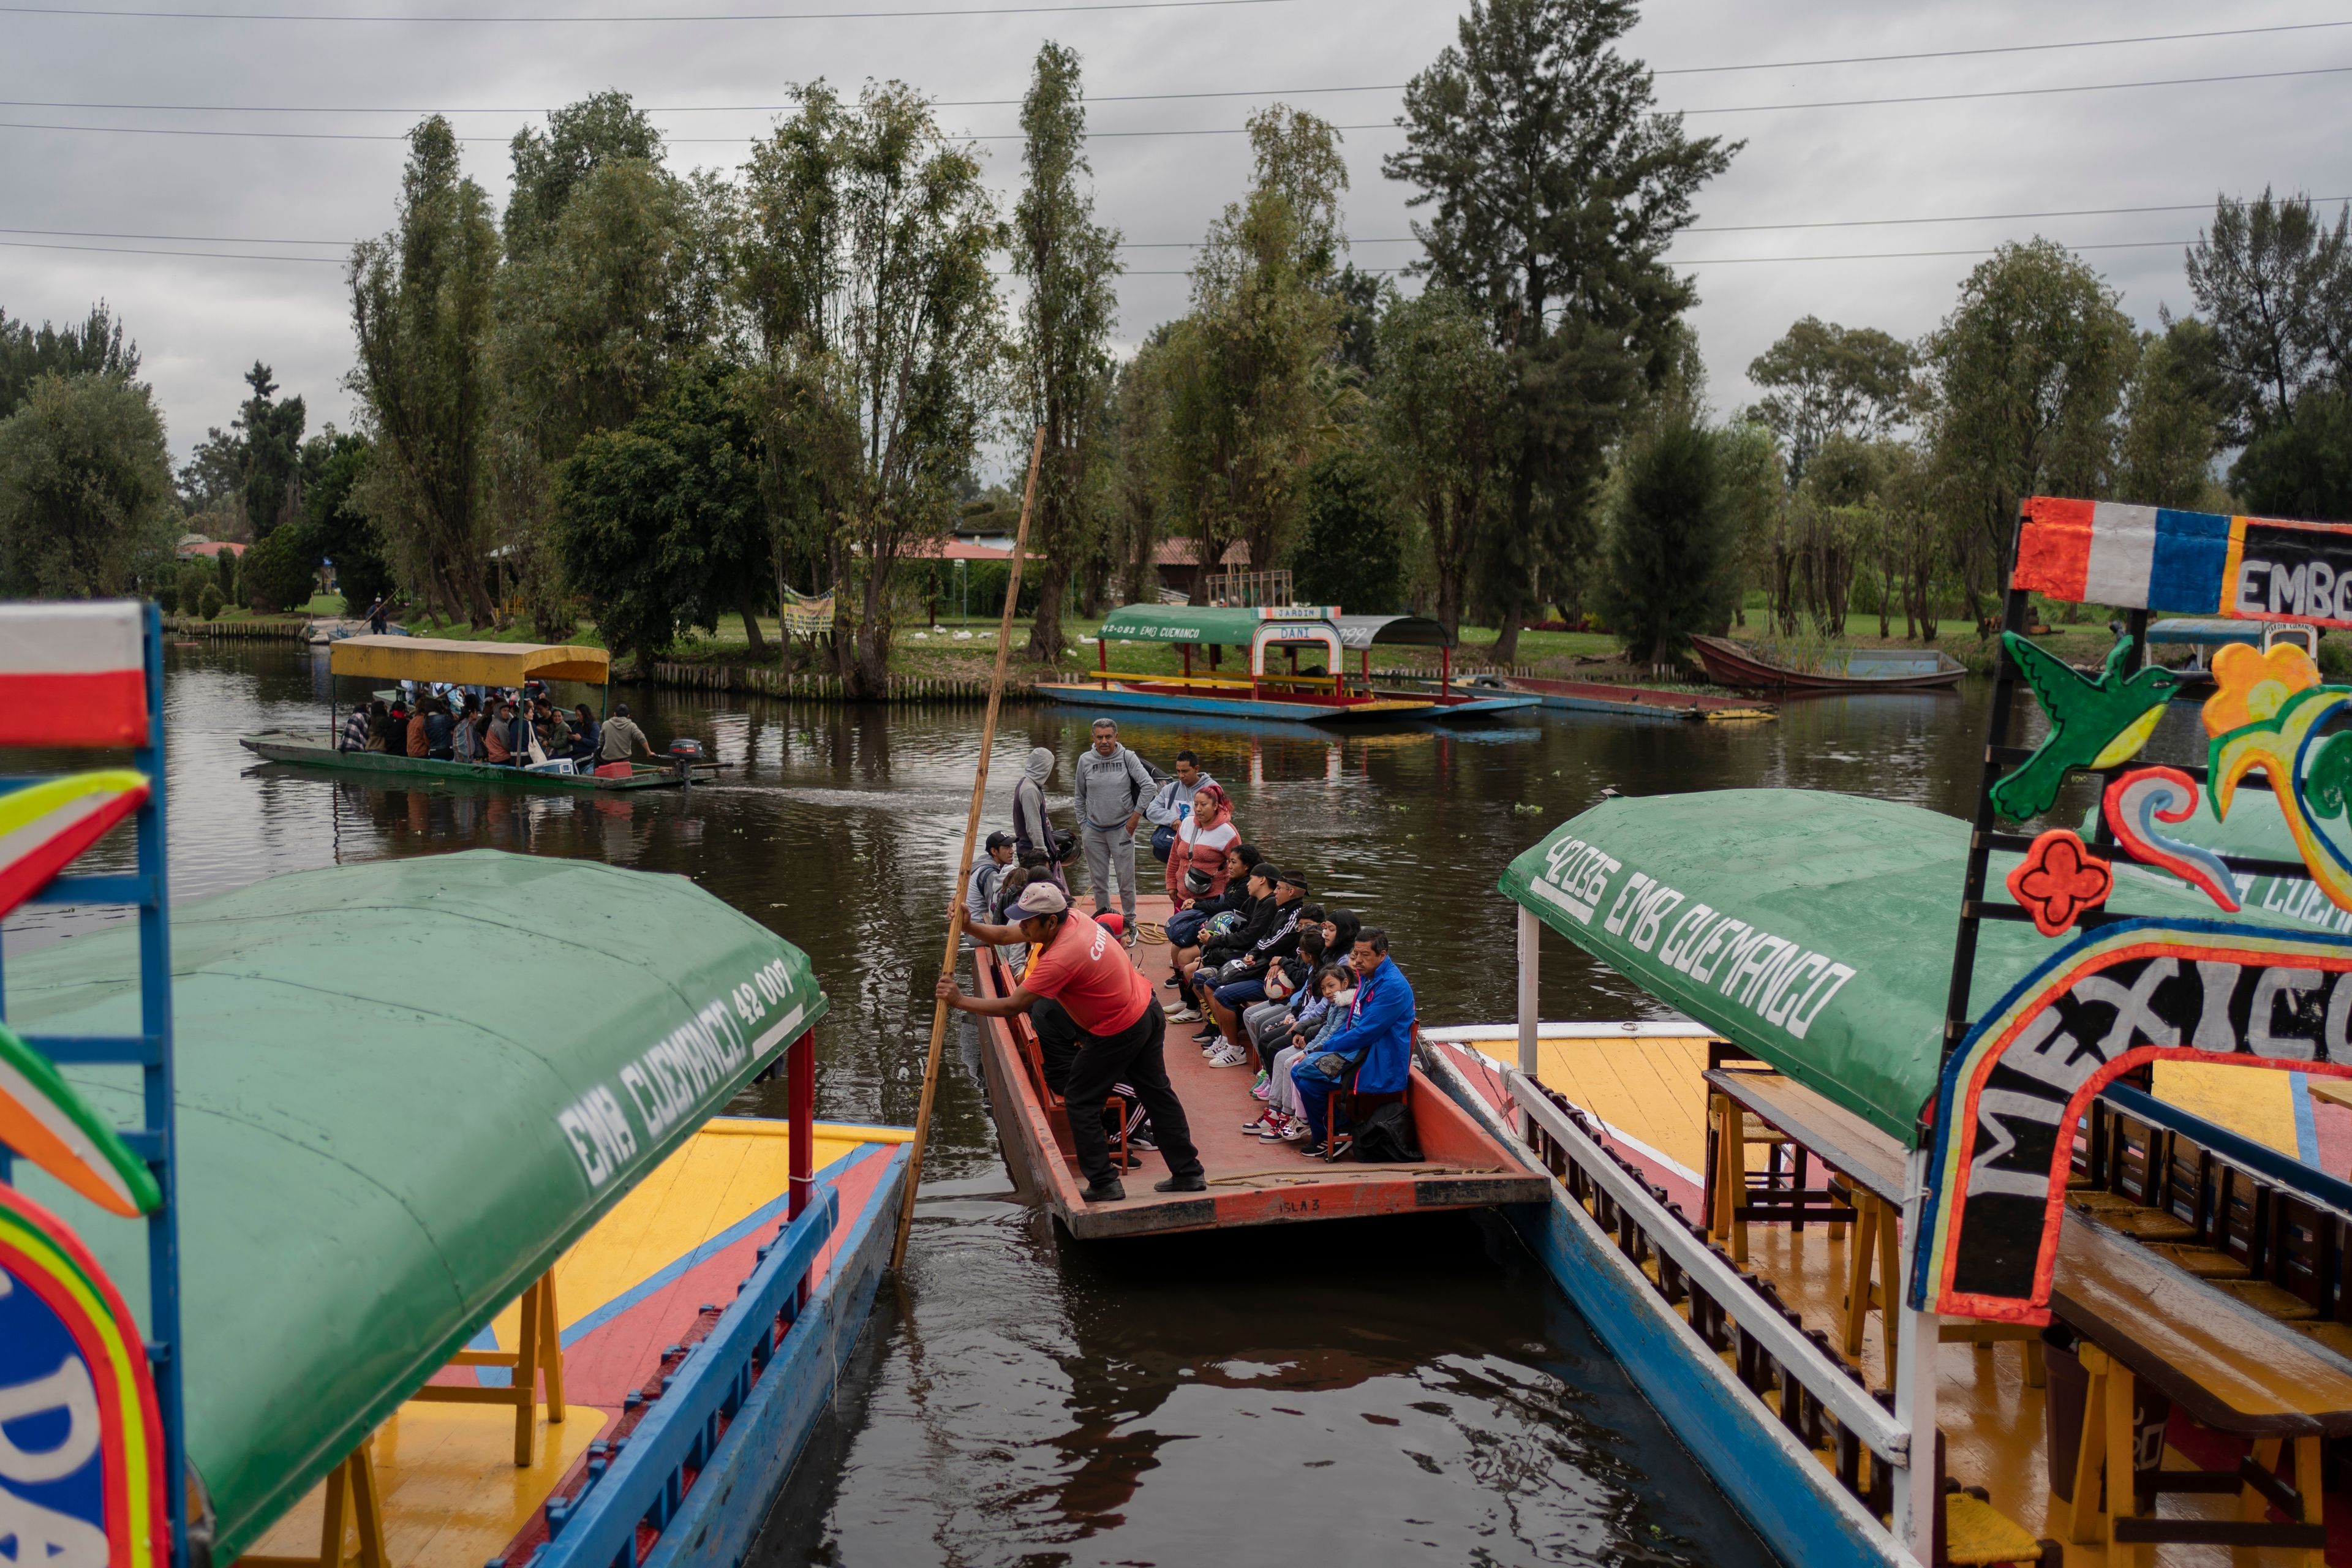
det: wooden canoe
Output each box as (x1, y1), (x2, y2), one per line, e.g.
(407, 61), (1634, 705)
(1482, 675), (1775, 723)
(1689, 634), (1967, 693)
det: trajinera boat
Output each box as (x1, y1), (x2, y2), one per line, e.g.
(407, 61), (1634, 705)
(1329, 614), (1539, 718)
(1417, 496), (2352, 1566)
(1039, 605), (1438, 723)
(240, 635), (707, 791)
(2, 601), (908, 1568)
(1468, 672), (1776, 723)
(968, 892), (1548, 1239)
(1691, 631), (1968, 693)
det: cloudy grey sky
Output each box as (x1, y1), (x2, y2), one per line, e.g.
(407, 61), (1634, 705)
(4, 0), (2346, 470)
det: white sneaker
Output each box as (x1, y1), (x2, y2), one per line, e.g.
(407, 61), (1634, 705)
(1164, 1003), (1199, 1022)
(1207, 1041), (1250, 1068)
(1279, 1117), (1313, 1142)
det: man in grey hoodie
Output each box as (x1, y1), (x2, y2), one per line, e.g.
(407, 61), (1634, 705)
(1011, 746), (1068, 891)
(1075, 718), (1155, 941)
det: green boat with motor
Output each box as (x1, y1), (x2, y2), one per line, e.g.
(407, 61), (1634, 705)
(238, 635), (710, 791)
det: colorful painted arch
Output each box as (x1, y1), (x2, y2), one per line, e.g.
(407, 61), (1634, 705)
(0, 1182), (170, 1568)
(0, 1020), (160, 1218)
(0, 771), (150, 922)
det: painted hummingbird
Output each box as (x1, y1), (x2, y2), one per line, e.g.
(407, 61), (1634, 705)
(1990, 633), (2180, 821)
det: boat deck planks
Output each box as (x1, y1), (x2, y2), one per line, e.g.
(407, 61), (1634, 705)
(1448, 1032), (2352, 1564)
(235, 1120), (908, 1568)
(971, 895), (1548, 1238)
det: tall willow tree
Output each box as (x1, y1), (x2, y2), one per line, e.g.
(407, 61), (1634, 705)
(1012, 42), (1121, 661)
(1386, 0), (1735, 660)
(347, 116), (502, 625)
(739, 80), (1002, 697)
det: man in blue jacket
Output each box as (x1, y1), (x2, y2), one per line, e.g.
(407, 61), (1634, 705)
(1291, 928), (1414, 1159)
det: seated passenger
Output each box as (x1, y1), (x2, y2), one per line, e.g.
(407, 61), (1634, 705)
(1245, 963), (1351, 1141)
(570, 703), (601, 766)
(1165, 841), (1263, 992)
(364, 699), (392, 752)
(1163, 785), (1236, 938)
(1170, 859), (1275, 1020)
(424, 697), (455, 760)
(483, 703), (516, 764)
(1289, 928), (1414, 1159)
(341, 704), (371, 753)
(1197, 869), (1310, 1068)
(1241, 923), (1324, 1066)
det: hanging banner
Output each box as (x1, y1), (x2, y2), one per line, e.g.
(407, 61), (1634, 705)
(2013, 496), (2352, 625)
(1913, 916), (2352, 1324)
(779, 587), (836, 636)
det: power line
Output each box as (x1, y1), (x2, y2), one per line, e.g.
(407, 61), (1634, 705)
(1676, 62), (2352, 116)
(19, 191), (2344, 251)
(0, 236), (342, 260)
(1654, 20), (2352, 76)
(9, 61), (2352, 149)
(1669, 239), (2197, 265)
(0, 0), (1302, 18)
(10, 18), (2352, 117)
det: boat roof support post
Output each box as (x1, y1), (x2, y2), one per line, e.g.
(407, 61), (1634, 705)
(1889, 1144), (1938, 1564)
(1515, 906), (1540, 1137)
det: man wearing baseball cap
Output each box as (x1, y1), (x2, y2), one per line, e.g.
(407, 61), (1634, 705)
(940, 880), (1205, 1203)
(963, 830), (1017, 938)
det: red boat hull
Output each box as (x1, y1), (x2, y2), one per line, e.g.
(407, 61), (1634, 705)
(1689, 633), (1967, 693)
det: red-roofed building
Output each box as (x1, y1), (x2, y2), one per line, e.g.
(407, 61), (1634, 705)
(175, 536), (247, 560)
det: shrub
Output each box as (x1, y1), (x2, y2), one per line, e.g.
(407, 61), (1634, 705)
(153, 578), (177, 615)
(243, 521), (320, 613)
(197, 582), (224, 620)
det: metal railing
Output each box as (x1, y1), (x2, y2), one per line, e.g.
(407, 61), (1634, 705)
(1503, 1066), (1909, 1507)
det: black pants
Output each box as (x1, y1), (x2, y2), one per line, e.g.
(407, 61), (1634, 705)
(1034, 999), (1201, 1186)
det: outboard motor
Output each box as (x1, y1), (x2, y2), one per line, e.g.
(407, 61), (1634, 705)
(668, 736), (704, 783)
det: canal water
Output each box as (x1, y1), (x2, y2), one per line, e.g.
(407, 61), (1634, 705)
(4, 640), (2020, 1567)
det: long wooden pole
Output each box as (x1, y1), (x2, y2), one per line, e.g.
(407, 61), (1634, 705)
(892, 424), (1046, 1272)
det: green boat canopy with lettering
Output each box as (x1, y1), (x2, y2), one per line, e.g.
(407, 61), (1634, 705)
(1096, 604), (1340, 646)
(3, 851), (824, 1559)
(1498, 790), (2292, 1145)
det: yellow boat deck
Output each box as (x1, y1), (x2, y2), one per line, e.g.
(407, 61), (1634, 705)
(238, 1119), (908, 1568)
(1469, 1031), (2347, 1567)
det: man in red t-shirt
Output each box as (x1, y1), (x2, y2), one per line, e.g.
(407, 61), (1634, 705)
(940, 881), (1204, 1203)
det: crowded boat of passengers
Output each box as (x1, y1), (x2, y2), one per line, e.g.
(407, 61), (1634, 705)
(934, 716), (1545, 1235)
(239, 634), (707, 791)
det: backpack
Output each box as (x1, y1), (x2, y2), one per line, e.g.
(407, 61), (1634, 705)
(1354, 1102), (1422, 1163)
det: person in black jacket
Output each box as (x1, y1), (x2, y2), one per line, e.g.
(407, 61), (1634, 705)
(1171, 861), (1275, 1013)
(1194, 870), (1311, 1065)
(1163, 842), (1264, 1008)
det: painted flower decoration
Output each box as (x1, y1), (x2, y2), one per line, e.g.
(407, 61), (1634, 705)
(2005, 829), (2114, 938)
(2201, 639), (2322, 739)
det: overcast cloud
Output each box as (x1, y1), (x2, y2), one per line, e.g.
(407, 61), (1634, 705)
(4, 0), (2346, 472)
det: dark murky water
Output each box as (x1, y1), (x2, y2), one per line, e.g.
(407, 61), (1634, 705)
(2, 639), (2018, 1567)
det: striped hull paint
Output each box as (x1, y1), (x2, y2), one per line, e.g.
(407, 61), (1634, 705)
(0, 601), (148, 747)
(1422, 1042), (1902, 1568)
(1035, 681), (1430, 725)
(642, 1145), (907, 1568)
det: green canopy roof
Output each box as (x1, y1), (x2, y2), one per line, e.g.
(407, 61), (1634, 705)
(1499, 790), (2288, 1144)
(3, 851), (824, 1558)
(1098, 603), (1337, 645)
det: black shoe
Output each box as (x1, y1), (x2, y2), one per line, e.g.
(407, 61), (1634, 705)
(1324, 1132), (1354, 1162)
(1153, 1172), (1207, 1194)
(1298, 1139), (1327, 1158)
(1082, 1177), (1125, 1203)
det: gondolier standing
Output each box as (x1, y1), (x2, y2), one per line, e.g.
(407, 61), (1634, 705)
(939, 881), (1204, 1204)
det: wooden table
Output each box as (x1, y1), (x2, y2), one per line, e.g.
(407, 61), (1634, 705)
(1704, 1067), (2352, 1565)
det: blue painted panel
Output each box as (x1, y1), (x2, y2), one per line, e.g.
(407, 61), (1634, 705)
(1505, 1198), (1901, 1568)
(646, 1147), (908, 1568)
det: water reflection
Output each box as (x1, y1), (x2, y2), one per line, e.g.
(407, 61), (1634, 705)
(0, 641), (2023, 1566)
